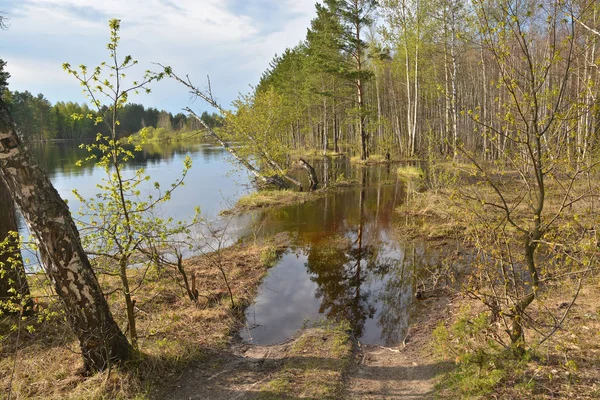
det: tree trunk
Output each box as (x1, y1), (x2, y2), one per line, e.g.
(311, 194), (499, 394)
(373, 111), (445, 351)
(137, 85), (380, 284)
(403, 27), (413, 156)
(412, 13), (420, 156)
(450, 8), (459, 161)
(119, 257), (138, 348)
(0, 99), (131, 372)
(0, 178), (33, 315)
(298, 158), (319, 191)
(355, 20), (368, 161)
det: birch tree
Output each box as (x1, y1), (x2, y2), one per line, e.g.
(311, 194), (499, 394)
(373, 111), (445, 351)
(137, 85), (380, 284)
(0, 98), (131, 372)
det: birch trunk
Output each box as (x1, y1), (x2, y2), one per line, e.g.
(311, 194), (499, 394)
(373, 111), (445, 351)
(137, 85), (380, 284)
(0, 99), (131, 372)
(451, 9), (459, 161)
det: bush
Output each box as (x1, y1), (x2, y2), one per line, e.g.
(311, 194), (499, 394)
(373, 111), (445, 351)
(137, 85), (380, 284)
(155, 127), (169, 140)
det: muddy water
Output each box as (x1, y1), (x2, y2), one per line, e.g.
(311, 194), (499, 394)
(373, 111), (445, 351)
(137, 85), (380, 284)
(242, 165), (433, 346)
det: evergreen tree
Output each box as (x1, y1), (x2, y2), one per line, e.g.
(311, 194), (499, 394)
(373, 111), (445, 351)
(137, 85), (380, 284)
(0, 59), (9, 95)
(337, 0), (378, 160)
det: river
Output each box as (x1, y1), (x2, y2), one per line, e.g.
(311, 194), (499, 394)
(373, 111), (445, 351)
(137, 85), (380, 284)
(23, 140), (431, 347)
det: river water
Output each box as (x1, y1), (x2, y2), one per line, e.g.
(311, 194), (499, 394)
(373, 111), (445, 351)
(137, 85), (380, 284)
(24, 140), (430, 347)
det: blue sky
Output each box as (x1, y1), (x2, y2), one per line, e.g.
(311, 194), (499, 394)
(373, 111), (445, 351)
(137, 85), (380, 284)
(1, 0), (320, 113)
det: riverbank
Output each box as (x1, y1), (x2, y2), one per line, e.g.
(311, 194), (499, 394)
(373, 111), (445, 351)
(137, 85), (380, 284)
(1, 193), (459, 400)
(0, 235), (289, 399)
(129, 128), (206, 143)
(221, 178), (388, 215)
(4, 160), (598, 400)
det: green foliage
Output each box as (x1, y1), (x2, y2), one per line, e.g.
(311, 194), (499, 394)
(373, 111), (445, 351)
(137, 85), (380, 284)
(73, 133), (195, 259)
(155, 127), (169, 140)
(433, 311), (531, 397)
(3, 90), (195, 141)
(0, 234), (61, 344)
(0, 231), (30, 316)
(253, 0), (379, 159)
(225, 88), (294, 175)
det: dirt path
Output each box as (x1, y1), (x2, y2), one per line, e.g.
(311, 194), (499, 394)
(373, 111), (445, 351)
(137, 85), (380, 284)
(161, 342), (287, 400)
(346, 345), (450, 399)
(161, 297), (454, 400)
(346, 296), (453, 400)
(161, 326), (352, 400)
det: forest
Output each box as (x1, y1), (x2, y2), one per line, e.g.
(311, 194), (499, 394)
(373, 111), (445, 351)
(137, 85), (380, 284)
(229, 0), (599, 164)
(0, 85), (221, 141)
(1, 0), (600, 399)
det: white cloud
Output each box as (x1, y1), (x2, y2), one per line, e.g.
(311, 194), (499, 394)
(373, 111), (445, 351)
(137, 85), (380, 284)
(2, 0), (320, 111)
(6, 58), (68, 82)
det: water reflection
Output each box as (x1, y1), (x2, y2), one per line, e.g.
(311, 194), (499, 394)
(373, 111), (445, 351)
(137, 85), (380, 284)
(30, 140), (227, 179)
(26, 140), (250, 219)
(23, 141), (429, 345)
(243, 169), (433, 346)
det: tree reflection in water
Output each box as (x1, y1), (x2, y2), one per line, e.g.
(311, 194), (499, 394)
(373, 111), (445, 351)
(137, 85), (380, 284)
(305, 182), (380, 339)
(242, 162), (438, 345)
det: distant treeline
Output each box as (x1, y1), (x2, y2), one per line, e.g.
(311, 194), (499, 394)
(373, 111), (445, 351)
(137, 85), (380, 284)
(1, 89), (222, 141)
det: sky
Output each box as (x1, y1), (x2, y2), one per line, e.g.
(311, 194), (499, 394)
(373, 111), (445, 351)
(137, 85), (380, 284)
(1, 0), (320, 113)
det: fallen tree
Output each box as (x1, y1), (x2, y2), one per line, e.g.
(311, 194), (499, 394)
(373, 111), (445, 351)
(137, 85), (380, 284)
(184, 106), (290, 189)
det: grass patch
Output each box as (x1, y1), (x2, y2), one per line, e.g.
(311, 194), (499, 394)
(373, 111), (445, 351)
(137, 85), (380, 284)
(350, 154), (389, 165)
(432, 310), (515, 398)
(257, 321), (353, 400)
(0, 235), (289, 400)
(287, 149), (346, 159)
(224, 190), (325, 214)
(397, 161), (600, 399)
(394, 188), (466, 241)
(129, 128), (206, 143)
(396, 165), (424, 180)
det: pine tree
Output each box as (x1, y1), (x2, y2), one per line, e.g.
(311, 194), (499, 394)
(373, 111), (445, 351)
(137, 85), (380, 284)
(0, 59), (9, 95)
(337, 0), (378, 160)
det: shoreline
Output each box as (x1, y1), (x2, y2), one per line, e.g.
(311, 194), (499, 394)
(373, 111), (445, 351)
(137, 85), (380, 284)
(4, 164), (599, 399)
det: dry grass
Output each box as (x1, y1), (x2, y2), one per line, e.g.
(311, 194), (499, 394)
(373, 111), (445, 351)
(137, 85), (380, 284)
(396, 165), (600, 242)
(400, 162), (600, 399)
(0, 235), (289, 400)
(287, 149), (346, 159)
(349, 154), (390, 165)
(395, 188), (467, 242)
